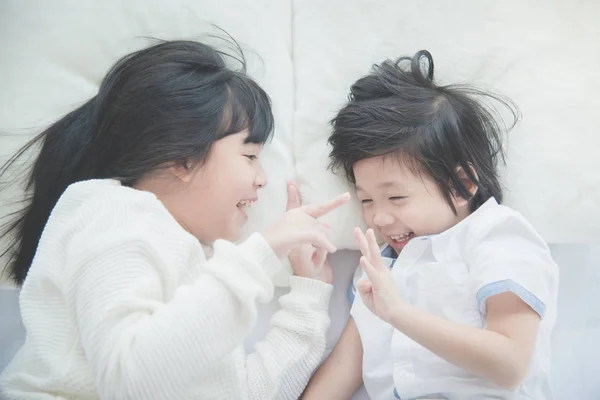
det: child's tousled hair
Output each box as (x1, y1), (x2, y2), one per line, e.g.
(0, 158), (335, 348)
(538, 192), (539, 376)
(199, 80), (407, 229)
(328, 50), (519, 214)
(0, 37), (274, 285)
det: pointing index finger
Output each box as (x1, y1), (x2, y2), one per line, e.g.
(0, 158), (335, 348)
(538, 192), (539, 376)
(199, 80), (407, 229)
(303, 192), (351, 218)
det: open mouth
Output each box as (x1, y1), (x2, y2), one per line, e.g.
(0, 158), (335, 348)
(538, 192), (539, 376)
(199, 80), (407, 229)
(236, 199), (255, 209)
(389, 232), (415, 245)
(236, 199), (256, 217)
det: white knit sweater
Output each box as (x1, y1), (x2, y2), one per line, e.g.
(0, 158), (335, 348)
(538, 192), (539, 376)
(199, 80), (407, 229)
(0, 179), (333, 400)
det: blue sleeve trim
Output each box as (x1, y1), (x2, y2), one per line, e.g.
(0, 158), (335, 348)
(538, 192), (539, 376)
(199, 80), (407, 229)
(476, 279), (546, 318)
(347, 282), (356, 304)
(393, 387), (401, 399)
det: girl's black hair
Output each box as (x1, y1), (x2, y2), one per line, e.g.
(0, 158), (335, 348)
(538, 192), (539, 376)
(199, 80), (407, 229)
(329, 50), (519, 213)
(1, 37), (274, 285)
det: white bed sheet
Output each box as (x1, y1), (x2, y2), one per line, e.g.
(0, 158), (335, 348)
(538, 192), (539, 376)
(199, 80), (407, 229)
(2, 245), (599, 398)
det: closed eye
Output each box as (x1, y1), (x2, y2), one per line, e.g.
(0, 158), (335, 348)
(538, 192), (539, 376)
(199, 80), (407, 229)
(244, 155), (257, 161)
(360, 199), (373, 204)
(390, 196), (407, 201)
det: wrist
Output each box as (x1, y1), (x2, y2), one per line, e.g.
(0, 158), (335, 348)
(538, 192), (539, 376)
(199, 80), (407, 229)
(389, 298), (412, 328)
(289, 276), (333, 310)
(261, 231), (287, 259)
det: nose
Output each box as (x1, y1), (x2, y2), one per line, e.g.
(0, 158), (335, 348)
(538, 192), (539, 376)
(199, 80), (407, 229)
(255, 163), (267, 188)
(372, 207), (395, 228)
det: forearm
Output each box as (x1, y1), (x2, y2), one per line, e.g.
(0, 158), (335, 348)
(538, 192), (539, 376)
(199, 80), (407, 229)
(246, 277), (333, 400)
(390, 304), (529, 389)
(301, 317), (364, 400)
(73, 234), (281, 399)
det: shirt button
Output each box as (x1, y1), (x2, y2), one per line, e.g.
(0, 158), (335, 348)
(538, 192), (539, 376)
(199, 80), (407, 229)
(399, 370), (411, 379)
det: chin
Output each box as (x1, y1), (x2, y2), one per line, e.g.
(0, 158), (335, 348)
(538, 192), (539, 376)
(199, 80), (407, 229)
(199, 226), (239, 244)
(224, 225), (243, 243)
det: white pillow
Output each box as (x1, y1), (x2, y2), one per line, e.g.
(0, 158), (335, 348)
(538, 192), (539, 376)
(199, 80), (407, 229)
(0, 0), (295, 284)
(293, 0), (600, 248)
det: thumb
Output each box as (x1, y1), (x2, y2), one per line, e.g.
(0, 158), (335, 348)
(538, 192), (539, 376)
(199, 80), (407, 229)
(311, 247), (328, 268)
(357, 279), (372, 296)
(286, 181), (302, 211)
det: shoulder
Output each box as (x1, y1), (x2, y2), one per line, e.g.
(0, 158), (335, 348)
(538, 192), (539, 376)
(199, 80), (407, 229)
(458, 199), (558, 283)
(59, 179), (163, 216)
(463, 200), (547, 252)
(461, 201), (559, 316)
(51, 179), (194, 253)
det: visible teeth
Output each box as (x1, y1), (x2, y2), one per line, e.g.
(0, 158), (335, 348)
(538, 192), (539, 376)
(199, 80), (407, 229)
(390, 233), (412, 241)
(237, 200), (255, 209)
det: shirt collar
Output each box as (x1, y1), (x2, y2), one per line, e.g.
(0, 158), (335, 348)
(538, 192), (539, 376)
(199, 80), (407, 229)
(379, 244), (398, 269)
(425, 197), (499, 260)
(381, 245), (398, 259)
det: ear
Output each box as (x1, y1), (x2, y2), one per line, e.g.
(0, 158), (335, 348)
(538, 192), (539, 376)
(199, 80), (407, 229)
(168, 160), (194, 183)
(453, 164), (479, 207)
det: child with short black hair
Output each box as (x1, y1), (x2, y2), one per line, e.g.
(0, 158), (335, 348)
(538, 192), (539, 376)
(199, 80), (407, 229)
(302, 50), (558, 400)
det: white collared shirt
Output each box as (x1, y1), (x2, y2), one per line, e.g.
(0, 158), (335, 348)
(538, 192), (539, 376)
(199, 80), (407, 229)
(349, 198), (559, 400)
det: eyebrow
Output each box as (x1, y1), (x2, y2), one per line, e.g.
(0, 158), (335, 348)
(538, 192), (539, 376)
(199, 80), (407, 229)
(356, 181), (403, 192)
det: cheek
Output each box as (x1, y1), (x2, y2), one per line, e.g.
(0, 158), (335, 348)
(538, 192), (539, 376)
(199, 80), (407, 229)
(420, 201), (456, 233)
(400, 206), (421, 226)
(191, 174), (233, 219)
(362, 206), (376, 227)
(207, 166), (242, 202)
(397, 202), (437, 232)
(230, 160), (255, 186)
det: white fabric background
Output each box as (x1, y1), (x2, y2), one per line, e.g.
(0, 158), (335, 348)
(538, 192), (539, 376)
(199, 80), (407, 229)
(1, 1), (599, 279)
(0, 1), (599, 398)
(292, 0), (600, 248)
(0, 0), (295, 285)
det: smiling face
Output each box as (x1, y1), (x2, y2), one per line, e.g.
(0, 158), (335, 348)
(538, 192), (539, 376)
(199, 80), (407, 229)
(191, 130), (268, 242)
(142, 129), (267, 244)
(353, 155), (469, 253)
